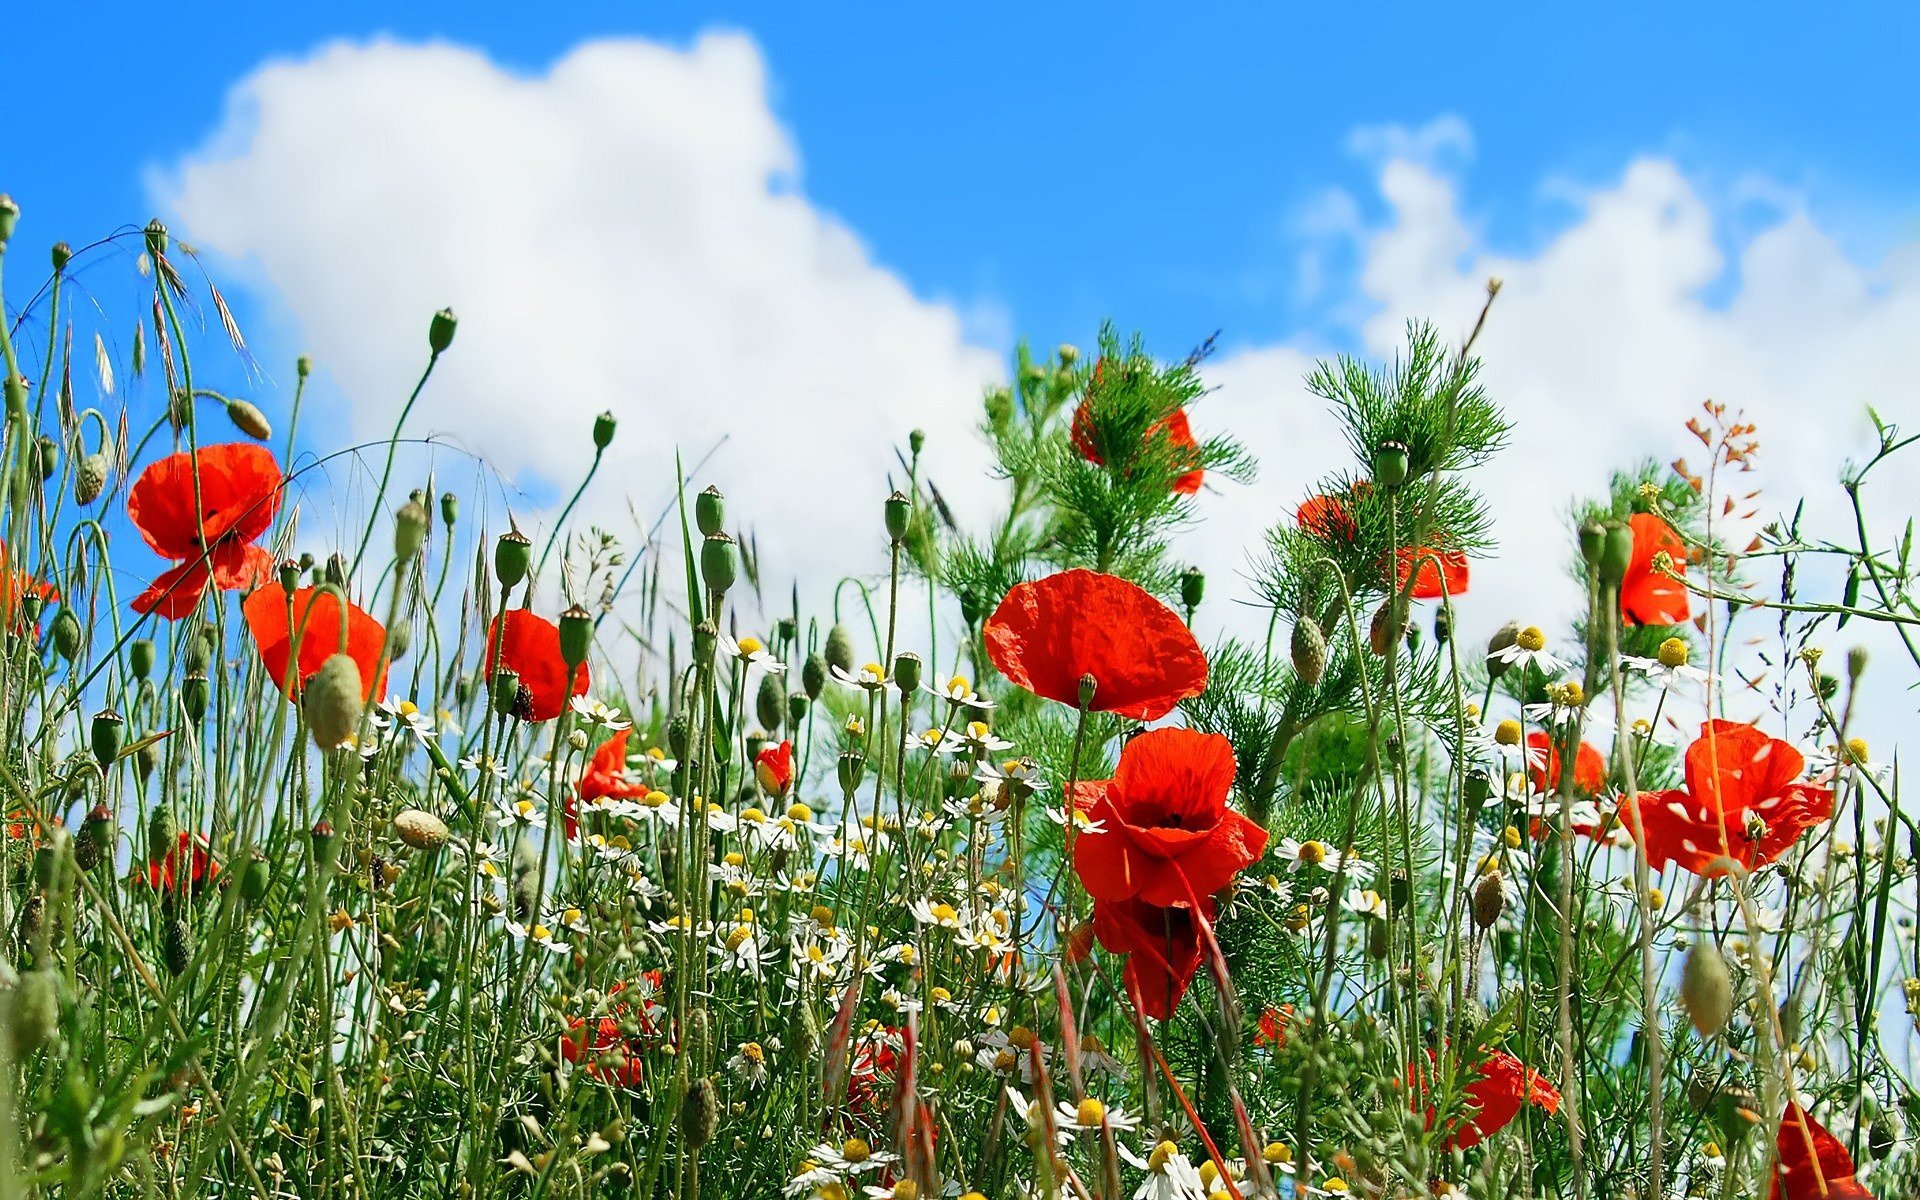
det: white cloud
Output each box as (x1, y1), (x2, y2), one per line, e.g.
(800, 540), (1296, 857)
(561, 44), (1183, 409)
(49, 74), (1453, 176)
(153, 33), (1001, 622)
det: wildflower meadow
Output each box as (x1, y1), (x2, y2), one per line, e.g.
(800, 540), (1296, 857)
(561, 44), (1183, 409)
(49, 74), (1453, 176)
(0, 197), (1917, 1200)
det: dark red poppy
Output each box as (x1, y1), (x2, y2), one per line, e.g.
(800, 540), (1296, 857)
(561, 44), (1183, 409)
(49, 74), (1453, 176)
(1093, 894), (1213, 1020)
(140, 831), (221, 893)
(984, 570), (1207, 721)
(755, 740), (794, 798)
(244, 585), (389, 702)
(1417, 1048), (1562, 1151)
(1393, 546), (1470, 600)
(1621, 512), (1691, 627)
(1071, 396), (1205, 495)
(1772, 1104), (1874, 1200)
(1072, 727), (1268, 908)
(1526, 732), (1606, 796)
(128, 444), (281, 620)
(485, 610), (590, 722)
(1619, 720), (1833, 877)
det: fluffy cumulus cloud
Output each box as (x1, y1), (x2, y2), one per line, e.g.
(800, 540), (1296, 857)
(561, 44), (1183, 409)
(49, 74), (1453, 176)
(154, 33), (1001, 613)
(1191, 124), (1920, 739)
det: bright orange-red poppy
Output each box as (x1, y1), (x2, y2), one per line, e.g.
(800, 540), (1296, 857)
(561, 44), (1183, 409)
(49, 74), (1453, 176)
(1417, 1047), (1562, 1150)
(1071, 398), (1205, 495)
(1092, 894), (1213, 1020)
(984, 570), (1207, 721)
(1072, 727), (1268, 908)
(579, 729), (646, 805)
(1772, 1104), (1874, 1199)
(1621, 512), (1691, 626)
(1618, 720), (1833, 877)
(1297, 493), (1357, 541)
(1526, 731), (1607, 796)
(754, 740), (794, 798)
(139, 831), (221, 893)
(1393, 546), (1470, 599)
(243, 585), (388, 702)
(128, 444), (281, 619)
(0, 542), (56, 635)
(485, 610), (589, 723)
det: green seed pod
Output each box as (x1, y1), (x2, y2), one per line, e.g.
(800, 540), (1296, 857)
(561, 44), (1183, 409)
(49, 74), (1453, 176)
(756, 673), (785, 733)
(837, 750), (866, 794)
(135, 742), (159, 786)
(180, 673), (209, 724)
(1372, 440), (1410, 488)
(162, 913), (191, 977)
(786, 692), (810, 727)
(699, 533), (738, 595)
(385, 619), (411, 661)
(1578, 521), (1606, 568)
(1433, 604), (1453, 644)
(1682, 942), (1733, 1037)
(51, 608), (82, 661)
(240, 852), (272, 903)
(278, 559), (300, 594)
(34, 435), (57, 480)
(440, 491), (459, 527)
(428, 307), (457, 354)
(0, 195), (17, 245)
(801, 653), (827, 701)
(494, 530), (532, 590)
(304, 653), (366, 749)
(695, 486), (726, 537)
(225, 398), (272, 441)
(1180, 566), (1205, 613)
(1472, 871), (1505, 930)
(148, 807), (180, 865)
(51, 241), (72, 272)
(592, 410), (617, 451)
(311, 819), (335, 853)
(129, 638), (155, 680)
(1600, 522), (1634, 586)
(558, 605), (593, 670)
(393, 809), (450, 851)
(77, 803), (112, 872)
(1290, 618), (1327, 686)
(143, 218), (168, 260)
(680, 1077), (720, 1149)
(394, 500), (430, 560)
(892, 651), (923, 695)
(8, 969), (60, 1053)
(824, 625), (855, 677)
(296, 354), (312, 378)
(90, 709), (123, 770)
(884, 490), (912, 543)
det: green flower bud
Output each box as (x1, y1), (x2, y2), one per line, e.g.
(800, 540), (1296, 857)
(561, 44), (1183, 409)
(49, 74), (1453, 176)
(884, 491), (912, 544)
(440, 491), (458, 527)
(1600, 522), (1634, 586)
(801, 653), (827, 701)
(76, 803), (112, 872)
(824, 625), (855, 676)
(491, 668), (522, 719)
(181, 672), (209, 724)
(494, 530), (532, 590)
(1472, 870), (1505, 930)
(1291, 617), (1327, 686)
(50, 241), (71, 272)
(183, 623), (214, 673)
(135, 742), (158, 786)
(90, 709), (123, 770)
(1681, 941), (1733, 1037)
(0, 195), (17, 245)
(695, 485), (726, 537)
(428, 307), (457, 354)
(323, 553), (347, 587)
(1372, 440), (1410, 488)
(51, 608), (82, 661)
(1433, 604), (1453, 643)
(1485, 620), (1521, 680)
(240, 852), (272, 903)
(394, 500), (430, 560)
(559, 604), (593, 670)
(385, 618), (411, 661)
(1180, 566), (1205, 613)
(756, 672), (786, 732)
(592, 410), (617, 451)
(304, 654), (365, 749)
(162, 913), (192, 976)
(908, 428), (926, 455)
(3, 374), (25, 419)
(786, 692), (810, 726)
(1848, 644), (1868, 682)
(700, 532), (738, 595)
(296, 355), (313, 378)
(129, 638), (155, 680)
(837, 750), (866, 794)
(666, 714), (690, 759)
(147, 806), (176, 868)
(225, 398), (272, 441)
(680, 1076), (719, 1149)
(34, 435), (56, 480)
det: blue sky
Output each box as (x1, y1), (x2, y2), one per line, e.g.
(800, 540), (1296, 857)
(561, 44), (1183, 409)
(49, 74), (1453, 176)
(8, 2), (1918, 358)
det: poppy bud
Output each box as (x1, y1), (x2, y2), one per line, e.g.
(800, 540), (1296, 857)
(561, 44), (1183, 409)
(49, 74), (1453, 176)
(1681, 942), (1733, 1037)
(1869, 1115), (1897, 1159)
(558, 604), (593, 671)
(1463, 767), (1493, 815)
(1366, 917), (1391, 959)
(1848, 644), (1868, 682)
(1471, 871), (1504, 930)
(34, 435), (56, 480)
(1578, 521), (1606, 567)
(824, 625), (855, 676)
(77, 804), (112, 871)
(1368, 600), (1404, 657)
(884, 491), (912, 544)
(1291, 618), (1327, 686)
(143, 218), (168, 260)
(700, 533), (737, 595)
(1433, 604), (1452, 643)
(692, 620), (717, 664)
(756, 673), (785, 732)
(394, 500), (430, 560)
(491, 668), (522, 719)
(1485, 621), (1521, 680)
(837, 750), (866, 794)
(440, 491), (458, 528)
(51, 608), (82, 661)
(179, 672), (209, 724)
(73, 450), (108, 505)
(225, 398), (272, 441)
(91, 709), (123, 770)
(1180, 566), (1205, 614)
(162, 912), (192, 976)
(695, 485), (726, 537)
(893, 652), (923, 695)
(48, 242), (72, 273)
(296, 354), (312, 378)
(393, 809), (450, 851)
(304, 654), (365, 749)
(428, 307), (457, 354)
(0, 195), (16, 245)
(786, 692), (809, 726)
(240, 852), (272, 902)
(1372, 440), (1410, 488)
(323, 553), (348, 587)
(8, 969), (59, 1053)
(147, 806), (176, 868)
(681, 1076), (719, 1149)
(666, 714), (690, 759)
(311, 818), (335, 852)
(801, 653), (827, 701)
(592, 410), (617, 451)
(385, 619), (411, 661)
(1600, 522), (1633, 586)
(494, 530), (532, 590)
(135, 742), (158, 786)
(129, 638), (155, 680)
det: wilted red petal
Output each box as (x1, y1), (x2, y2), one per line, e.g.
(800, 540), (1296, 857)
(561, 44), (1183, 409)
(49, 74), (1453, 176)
(984, 570), (1206, 720)
(244, 585), (389, 702)
(486, 610), (590, 723)
(1621, 512), (1691, 626)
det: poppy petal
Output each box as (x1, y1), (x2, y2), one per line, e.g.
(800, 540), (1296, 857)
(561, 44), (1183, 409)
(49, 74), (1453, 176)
(127, 444), (282, 561)
(1621, 513), (1691, 626)
(984, 570), (1207, 720)
(244, 585), (389, 702)
(1772, 1104), (1874, 1200)
(486, 610), (590, 723)
(131, 558), (213, 621)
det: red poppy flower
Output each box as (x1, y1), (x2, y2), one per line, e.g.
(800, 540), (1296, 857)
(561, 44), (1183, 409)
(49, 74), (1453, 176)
(243, 585), (389, 703)
(847, 1027), (907, 1112)
(1526, 732), (1607, 796)
(1771, 1104), (1874, 1200)
(568, 728), (647, 840)
(1619, 720), (1834, 877)
(1297, 493), (1358, 541)
(1620, 512), (1691, 627)
(485, 610), (590, 723)
(1254, 1003), (1294, 1048)
(755, 740), (794, 798)
(0, 542), (57, 635)
(1072, 727), (1268, 908)
(128, 444), (281, 619)
(1071, 397), (1205, 495)
(1393, 546), (1470, 600)
(1417, 1048), (1562, 1151)
(140, 831), (221, 893)
(984, 570), (1207, 721)
(561, 975), (667, 1088)
(1092, 894), (1213, 1020)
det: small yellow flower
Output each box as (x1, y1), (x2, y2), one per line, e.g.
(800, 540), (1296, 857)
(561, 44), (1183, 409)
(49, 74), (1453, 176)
(1494, 719), (1523, 747)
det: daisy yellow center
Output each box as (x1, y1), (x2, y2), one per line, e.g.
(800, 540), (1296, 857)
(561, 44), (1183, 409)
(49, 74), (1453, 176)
(1008, 1025), (1036, 1050)
(840, 1138), (871, 1163)
(1075, 1098), (1105, 1126)
(1494, 719), (1523, 746)
(738, 636), (764, 655)
(1263, 1142), (1292, 1165)
(993, 1049), (1018, 1072)
(931, 902), (958, 923)
(862, 662), (883, 678)
(1657, 636), (1690, 668)
(562, 908), (582, 925)
(644, 791), (670, 809)
(1502, 825), (1522, 849)
(810, 905), (835, 926)
(1148, 1141), (1178, 1173)
(788, 802), (814, 821)
(968, 721), (990, 738)
(1846, 737), (1870, 764)
(740, 807), (766, 823)
(1298, 840), (1328, 865)
(726, 928), (752, 951)
(1516, 626), (1546, 652)
(531, 925), (553, 941)
(947, 675), (970, 693)
(741, 1042), (764, 1063)
(723, 851), (745, 867)
(931, 986), (952, 1003)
